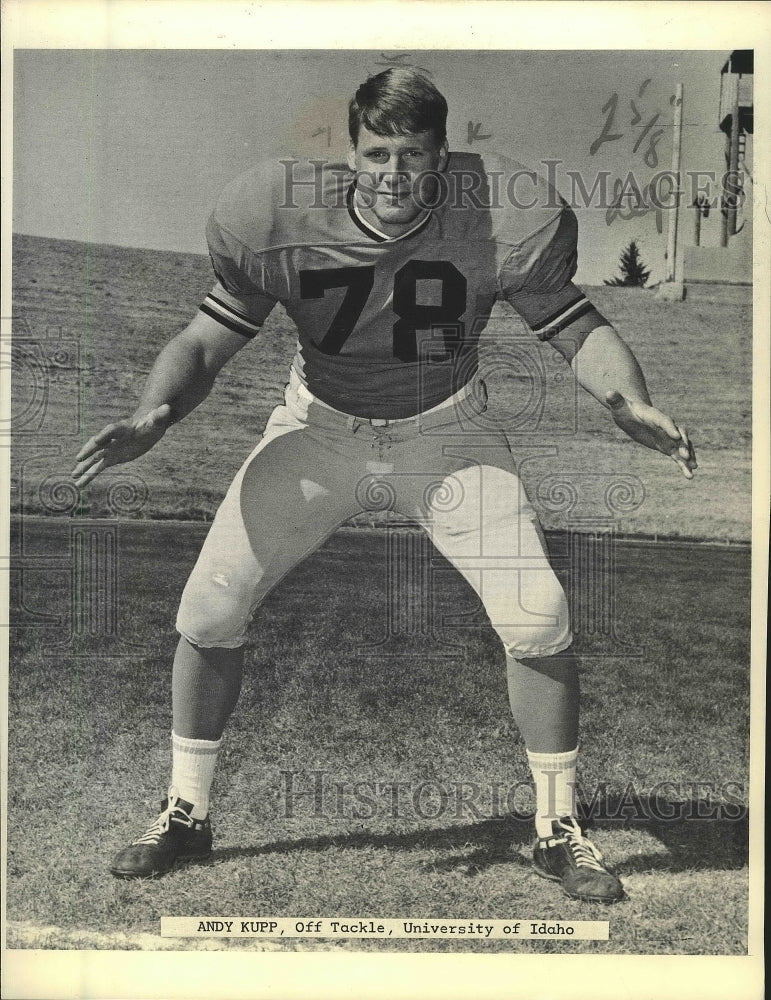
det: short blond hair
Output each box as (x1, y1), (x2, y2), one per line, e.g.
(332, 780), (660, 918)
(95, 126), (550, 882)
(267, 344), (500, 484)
(348, 68), (448, 146)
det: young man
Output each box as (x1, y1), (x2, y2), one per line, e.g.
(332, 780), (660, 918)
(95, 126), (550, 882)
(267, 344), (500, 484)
(72, 68), (696, 903)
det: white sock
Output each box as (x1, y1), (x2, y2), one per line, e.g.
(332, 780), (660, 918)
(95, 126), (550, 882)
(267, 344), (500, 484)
(170, 731), (222, 820)
(526, 746), (579, 839)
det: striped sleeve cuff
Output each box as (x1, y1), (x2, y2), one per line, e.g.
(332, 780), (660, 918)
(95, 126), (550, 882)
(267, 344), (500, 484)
(529, 292), (597, 341)
(199, 291), (265, 339)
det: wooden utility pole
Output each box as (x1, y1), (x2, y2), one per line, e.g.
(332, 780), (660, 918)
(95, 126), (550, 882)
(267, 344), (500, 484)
(665, 84), (683, 282)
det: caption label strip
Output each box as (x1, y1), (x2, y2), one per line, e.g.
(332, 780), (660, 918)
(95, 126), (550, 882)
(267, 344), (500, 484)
(162, 917), (609, 941)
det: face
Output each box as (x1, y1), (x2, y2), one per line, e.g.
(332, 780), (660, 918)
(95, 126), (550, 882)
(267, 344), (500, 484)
(348, 126), (448, 233)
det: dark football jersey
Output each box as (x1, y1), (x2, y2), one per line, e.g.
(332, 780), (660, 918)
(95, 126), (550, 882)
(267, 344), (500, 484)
(200, 151), (603, 418)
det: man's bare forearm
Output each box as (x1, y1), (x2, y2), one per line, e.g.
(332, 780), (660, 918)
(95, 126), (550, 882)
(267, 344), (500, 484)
(71, 314), (247, 486)
(570, 324), (651, 406)
(131, 332), (218, 425)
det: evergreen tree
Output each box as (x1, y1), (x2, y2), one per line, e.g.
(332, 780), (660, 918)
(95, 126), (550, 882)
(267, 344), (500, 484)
(604, 240), (651, 287)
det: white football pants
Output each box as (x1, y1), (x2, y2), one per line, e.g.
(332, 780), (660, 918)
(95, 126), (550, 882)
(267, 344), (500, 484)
(176, 369), (572, 658)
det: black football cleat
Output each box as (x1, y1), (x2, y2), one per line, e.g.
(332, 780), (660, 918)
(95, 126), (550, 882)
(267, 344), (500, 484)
(110, 795), (212, 879)
(533, 816), (625, 903)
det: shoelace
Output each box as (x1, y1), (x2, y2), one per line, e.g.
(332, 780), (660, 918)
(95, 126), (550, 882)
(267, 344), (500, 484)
(553, 817), (607, 872)
(132, 800), (194, 846)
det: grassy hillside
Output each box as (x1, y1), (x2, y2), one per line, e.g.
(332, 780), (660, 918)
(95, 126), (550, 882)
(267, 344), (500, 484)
(10, 234), (752, 538)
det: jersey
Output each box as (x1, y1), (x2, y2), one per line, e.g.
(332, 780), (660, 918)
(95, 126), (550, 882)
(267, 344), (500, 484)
(200, 151), (606, 418)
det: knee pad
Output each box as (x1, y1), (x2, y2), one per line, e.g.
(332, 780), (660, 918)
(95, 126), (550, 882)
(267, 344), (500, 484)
(175, 566), (254, 649)
(485, 570), (572, 658)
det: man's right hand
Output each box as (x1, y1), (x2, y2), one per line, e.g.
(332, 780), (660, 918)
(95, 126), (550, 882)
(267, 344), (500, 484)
(71, 404), (173, 488)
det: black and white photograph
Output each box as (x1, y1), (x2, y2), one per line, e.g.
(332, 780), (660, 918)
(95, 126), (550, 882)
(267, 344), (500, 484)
(2, 3), (767, 999)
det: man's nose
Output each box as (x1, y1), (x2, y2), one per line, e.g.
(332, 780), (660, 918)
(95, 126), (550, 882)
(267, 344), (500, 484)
(381, 160), (409, 185)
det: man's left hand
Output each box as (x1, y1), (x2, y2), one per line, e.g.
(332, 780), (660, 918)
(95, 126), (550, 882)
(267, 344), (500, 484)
(605, 390), (698, 480)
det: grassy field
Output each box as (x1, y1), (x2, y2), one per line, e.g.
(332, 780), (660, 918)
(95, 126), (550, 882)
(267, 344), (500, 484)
(6, 519), (750, 955)
(10, 233), (752, 539)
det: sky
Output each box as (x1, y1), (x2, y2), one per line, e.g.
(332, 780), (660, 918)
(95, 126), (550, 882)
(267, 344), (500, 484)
(12, 48), (737, 285)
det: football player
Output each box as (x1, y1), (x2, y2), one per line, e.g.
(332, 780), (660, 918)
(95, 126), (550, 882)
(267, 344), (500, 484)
(72, 68), (697, 903)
